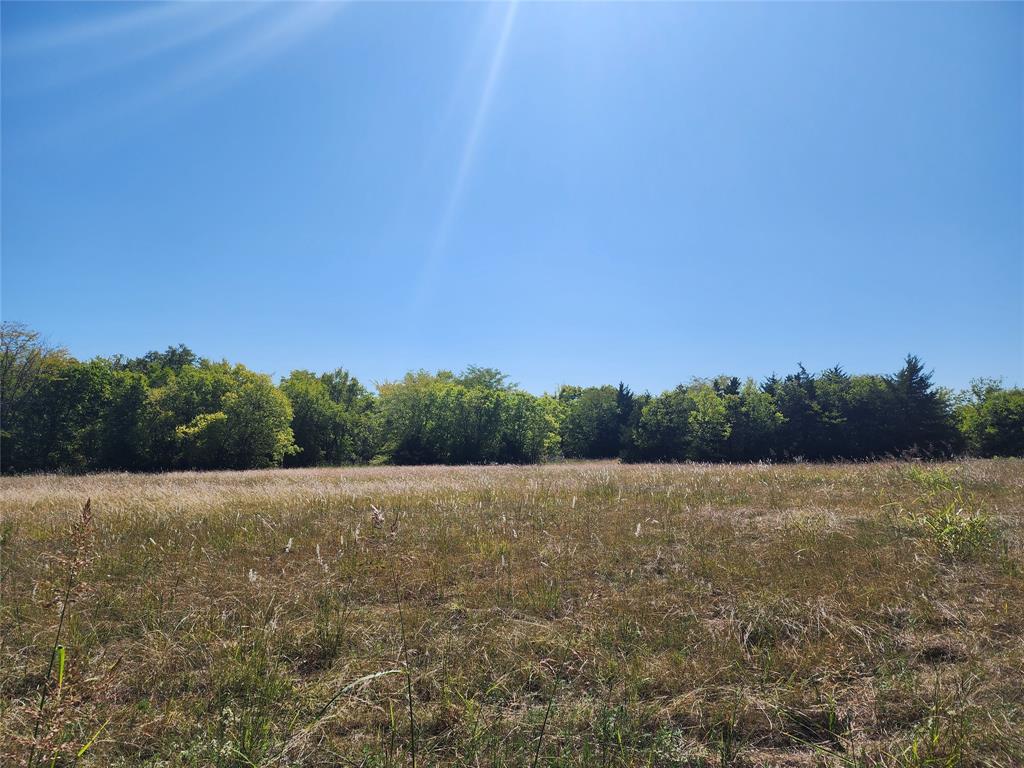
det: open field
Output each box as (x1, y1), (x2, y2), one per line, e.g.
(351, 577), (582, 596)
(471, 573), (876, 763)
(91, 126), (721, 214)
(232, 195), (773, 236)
(2, 460), (1022, 767)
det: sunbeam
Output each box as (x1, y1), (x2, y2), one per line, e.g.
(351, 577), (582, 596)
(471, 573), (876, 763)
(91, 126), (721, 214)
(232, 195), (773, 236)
(8, 3), (344, 150)
(6, 3), (267, 95)
(413, 1), (519, 310)
(159, 3), (341, 96)
(4, 1), (198, 54)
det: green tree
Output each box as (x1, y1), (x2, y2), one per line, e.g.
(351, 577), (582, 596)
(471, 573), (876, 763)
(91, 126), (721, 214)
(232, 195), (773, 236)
(537, 395), (567, 458)
(99, 369), (153, 470)
(375, 370), (549, 464)
(814, 366), (851, 458)
(220, 373), (297, 469)
(148, 362), (237, 468)
(457, 365), (515, 391)
(889, 355), (957, 455)
(843, 375), (898, 457)
(375, 371), (440, 464)
(618, 391), (652, 462)
(726, 379), (783, 460)
(2, 325), (1007, 471)
(957, 381), (1024, 457)
(280, 369), (375, 466)
(5, 359), (112, 471)
(686, 384), (731, 460)
(494, 389), (551, 463)
(556, 385), (584, 404)
(772, 365), (826, 459)
(560, 386), (621, 459)
(1, 321), (69, 466)
(112, 344), (197, 387)
(631, 387), (694, 461)
(176, 411), (228, 469)
(280, 371), (336, 466)
(153, 362), (296, 470)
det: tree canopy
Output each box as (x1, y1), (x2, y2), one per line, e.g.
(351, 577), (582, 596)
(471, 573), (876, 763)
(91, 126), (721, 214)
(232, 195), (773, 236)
(1, 322), (1020, 472)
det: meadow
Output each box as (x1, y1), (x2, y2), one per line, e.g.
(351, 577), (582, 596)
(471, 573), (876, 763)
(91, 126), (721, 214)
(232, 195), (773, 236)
(1, 459), (1022, 767)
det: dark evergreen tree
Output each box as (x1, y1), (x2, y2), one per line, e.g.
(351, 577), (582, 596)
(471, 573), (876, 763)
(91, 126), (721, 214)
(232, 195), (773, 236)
(888, 355), (957, 455)
(618, 392), (651, 462)
(560, 386), (622, 458)
(815, 366), (851, 458)
(773, 365), (827, 459)
(615, 382), (636, 450)
(712, 376), (741, 397)
(843, 375), (899, 457)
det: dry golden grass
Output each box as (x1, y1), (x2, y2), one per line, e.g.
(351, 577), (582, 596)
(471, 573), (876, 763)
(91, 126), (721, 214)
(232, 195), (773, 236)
(1, 460), (1022, 767)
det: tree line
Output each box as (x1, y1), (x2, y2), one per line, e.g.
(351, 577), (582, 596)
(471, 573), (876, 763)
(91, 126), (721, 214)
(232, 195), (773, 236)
(1, 322), (1021, 472)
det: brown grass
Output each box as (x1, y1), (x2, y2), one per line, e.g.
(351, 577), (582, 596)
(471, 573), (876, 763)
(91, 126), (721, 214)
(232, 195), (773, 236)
(1, 459), (1022, 767)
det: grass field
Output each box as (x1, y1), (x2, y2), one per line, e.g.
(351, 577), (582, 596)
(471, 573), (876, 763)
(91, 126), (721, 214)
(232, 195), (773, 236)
(1, 460), (1022, 767)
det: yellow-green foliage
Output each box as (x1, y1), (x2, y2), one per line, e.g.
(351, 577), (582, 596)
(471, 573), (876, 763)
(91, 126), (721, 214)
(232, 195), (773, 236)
(900, 466), (998, 559)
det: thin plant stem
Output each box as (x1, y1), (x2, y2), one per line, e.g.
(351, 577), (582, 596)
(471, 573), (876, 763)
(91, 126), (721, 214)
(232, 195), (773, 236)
(394, 570), (416, 768)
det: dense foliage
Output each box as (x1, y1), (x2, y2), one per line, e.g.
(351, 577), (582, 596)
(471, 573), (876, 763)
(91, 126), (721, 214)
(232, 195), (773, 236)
(1, 322), (1021, 472)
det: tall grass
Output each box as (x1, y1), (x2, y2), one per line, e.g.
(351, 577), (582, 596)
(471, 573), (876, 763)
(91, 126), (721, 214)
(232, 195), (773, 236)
(1, 460), (1022, 766)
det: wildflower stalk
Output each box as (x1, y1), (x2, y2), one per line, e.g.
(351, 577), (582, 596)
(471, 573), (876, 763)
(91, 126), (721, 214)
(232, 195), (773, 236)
(394, 569), (416, 768)
(28, 499), (91, 768)
(532, 640), (570, 768)
(27, 569), (73, 768)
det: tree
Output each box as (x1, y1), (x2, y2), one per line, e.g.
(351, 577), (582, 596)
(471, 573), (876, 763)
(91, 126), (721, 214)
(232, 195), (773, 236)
(615, 382), (638, 451)
(889, 355), (957, 455)
(814, 366), (851, 458)
(726, 379), (783, 460)
(115, 344), (198, 387)
(280, 369), (375, 466)
(957, 381), (1024, 457)
(99, 369), (153, 470)
(5, 358), (112, 471)
(494, 389), (552, 463)
(772, 365), (826, 459)
(556, 385), (584, 404)
(177, 412), (228, 469)
(220, 372), (296, 469)
(1, 321), (68, 454)
(457, 365), (516, 391)
(631, 387), (694, 461)
(618, 391), (652, 462)
(711, 376), (741, 397)
(375, 371), (440, 464)
(280, 371), (337, 466)
(375, 370), (551, 465)
(537, 395), (567, 458)
(0, 328), (1008, 470)
(158, 362), (236, 426)
(560, 386), (621, 459)
(151, 362), (297, 470)
(686, 385), (731, 460)
(149, 362), (237, 468)
(842, 375), (898, 457)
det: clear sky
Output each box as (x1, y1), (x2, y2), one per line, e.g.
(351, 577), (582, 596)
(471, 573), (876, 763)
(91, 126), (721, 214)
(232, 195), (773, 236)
(2, 1), (1021, 394)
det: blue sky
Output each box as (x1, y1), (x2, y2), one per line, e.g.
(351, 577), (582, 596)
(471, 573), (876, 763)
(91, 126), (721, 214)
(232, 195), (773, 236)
(2, 2), (1021, 394)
